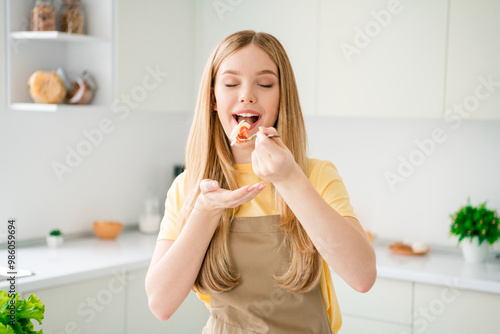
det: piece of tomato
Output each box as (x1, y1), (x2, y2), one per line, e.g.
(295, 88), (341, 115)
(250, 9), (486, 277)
(239, 126), (249, 140)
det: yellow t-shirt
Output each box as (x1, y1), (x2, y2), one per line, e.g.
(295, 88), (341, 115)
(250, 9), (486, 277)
(157, 158), (357, 334)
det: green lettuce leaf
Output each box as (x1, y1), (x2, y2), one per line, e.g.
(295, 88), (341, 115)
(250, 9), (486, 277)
(0, 322), (16, 334)
(0, 291), (44, 334)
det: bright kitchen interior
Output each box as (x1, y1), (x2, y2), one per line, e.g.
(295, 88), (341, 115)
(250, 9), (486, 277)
(0, 0), (499, 333)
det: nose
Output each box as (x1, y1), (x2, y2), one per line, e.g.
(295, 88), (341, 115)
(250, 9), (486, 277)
(239, 84), (256, 103)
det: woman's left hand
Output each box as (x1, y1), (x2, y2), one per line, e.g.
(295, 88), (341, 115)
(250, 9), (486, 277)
(251, 127), (299, 184)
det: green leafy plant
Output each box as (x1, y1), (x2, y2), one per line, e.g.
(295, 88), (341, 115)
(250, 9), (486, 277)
(450, 198), (500, 246)
(0, 291), (44, 333)
(48, 229), (62, 236)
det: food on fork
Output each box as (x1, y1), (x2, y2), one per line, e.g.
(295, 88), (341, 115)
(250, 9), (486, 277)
(230, 120), (250, 146)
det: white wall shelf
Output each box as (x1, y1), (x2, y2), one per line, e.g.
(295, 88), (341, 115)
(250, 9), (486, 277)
(10, 31), (108, 43)
(9, 103), (110, 113)
(6, 0), (114, 111)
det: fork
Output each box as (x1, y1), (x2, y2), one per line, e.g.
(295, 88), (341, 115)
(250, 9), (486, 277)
(239, 134), (281, 142)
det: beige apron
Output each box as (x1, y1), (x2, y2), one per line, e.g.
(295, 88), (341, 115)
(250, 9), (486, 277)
(202, 215), (332, 334)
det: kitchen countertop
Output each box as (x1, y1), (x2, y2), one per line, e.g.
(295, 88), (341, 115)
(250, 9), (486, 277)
(373, 239), (500, 294)
(1, 230), (500, 294)
(0, 229), (157, 292)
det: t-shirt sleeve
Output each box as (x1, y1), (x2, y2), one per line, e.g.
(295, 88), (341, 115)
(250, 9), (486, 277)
(157, 172), (186, 241)
(308, 159), (357, 220)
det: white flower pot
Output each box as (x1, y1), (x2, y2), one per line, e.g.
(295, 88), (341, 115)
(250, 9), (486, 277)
(460, 238), (489, 263)
(46, 235), (64, 248)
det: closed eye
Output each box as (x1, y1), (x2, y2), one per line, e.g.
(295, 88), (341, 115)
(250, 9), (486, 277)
(259, 84), (274, 88)
(225, 84), (238, 87)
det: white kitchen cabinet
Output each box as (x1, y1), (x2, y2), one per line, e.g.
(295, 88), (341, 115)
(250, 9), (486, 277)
(444, 0), (500, 120)
(20, 268), (210, 333)
(0, 0), (5, 106)
(413, 282), (500, 334)
(116, 0), (195, 113)
(23, 273), (127, 334)
(341, 315), (412, 334)
(194, 0), (319, 115)
(6, 0), (114, 112)
(317, 0), (448, 118)
(332, 273), (412, 331)
(125, 268), (210, 333)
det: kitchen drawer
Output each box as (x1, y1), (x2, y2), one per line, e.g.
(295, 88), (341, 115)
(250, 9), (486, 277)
(414, 282), (500, 334)
(341, 315), (412, 334)
(332, 272), (413, 325)
(125, 268), (210, 334)
(23, 273), (126, 334)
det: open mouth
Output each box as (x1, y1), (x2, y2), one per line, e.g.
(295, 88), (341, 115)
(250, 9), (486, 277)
(233, 112), (261, 129)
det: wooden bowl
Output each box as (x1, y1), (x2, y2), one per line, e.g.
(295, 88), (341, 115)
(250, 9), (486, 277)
(93, 221), (123, 240)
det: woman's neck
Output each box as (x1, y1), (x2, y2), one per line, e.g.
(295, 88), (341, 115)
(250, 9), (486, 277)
(231, 146), (254, 164)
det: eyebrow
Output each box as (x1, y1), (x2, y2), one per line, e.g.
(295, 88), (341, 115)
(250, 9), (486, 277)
(221, 69), (278, 77)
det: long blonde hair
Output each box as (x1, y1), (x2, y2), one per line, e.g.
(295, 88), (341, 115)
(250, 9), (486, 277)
(178, 30), (321, 294)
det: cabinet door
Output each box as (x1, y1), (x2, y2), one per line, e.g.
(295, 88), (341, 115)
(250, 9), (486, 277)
(194, 0), (320, 115)
(318, 0), (448, 118)
(116, 0), (195, 112)
(341, 315), (411, 334)
(332, 273), (413, 326)
(24, 273), (126, 334)
(125, 268), (210, 334)
(0, 0), (5, 107)
(414, 282), (500, 334)
(445, 0), (500, 120)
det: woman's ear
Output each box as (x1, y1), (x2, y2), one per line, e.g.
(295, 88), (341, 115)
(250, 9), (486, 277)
(211, 88), (217, 111)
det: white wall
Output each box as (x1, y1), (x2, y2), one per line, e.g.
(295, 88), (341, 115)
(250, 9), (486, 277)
(0, 0), (190, 241)
(1, 0), (499, 247)
(0, 108), (189, 241)
(305, 116), (500, 247)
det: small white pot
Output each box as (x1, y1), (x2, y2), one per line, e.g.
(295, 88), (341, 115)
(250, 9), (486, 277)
(46, 235), (64, 248)
(460, 238), (489, 263)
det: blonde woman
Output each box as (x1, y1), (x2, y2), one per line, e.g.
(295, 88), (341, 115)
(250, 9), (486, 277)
(146, 30), (376, 333)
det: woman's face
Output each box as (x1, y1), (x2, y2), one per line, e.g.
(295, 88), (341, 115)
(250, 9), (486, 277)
(213, 44), (280, 143)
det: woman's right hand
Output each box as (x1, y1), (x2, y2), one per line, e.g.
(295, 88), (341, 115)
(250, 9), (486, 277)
(194, 179), (267, 215)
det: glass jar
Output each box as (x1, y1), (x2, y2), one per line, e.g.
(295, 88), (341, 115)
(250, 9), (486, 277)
(31, 0), (57, 32)
(56, 68), (97, 105)
(66, 71), (97, 105)
(61, 0), (85, 34)
(139, 192), (162, 234)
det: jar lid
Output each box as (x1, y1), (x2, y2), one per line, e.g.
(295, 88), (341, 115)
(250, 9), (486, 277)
(82, 71), (97, 90)
(56, 67), (73, 91)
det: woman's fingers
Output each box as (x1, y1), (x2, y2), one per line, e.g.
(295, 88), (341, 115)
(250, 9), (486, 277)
(255, 129), (288, 160)
(200, 179), (219, 194)
(257, 127), (287, 149)
(252, 127), (297, 183)
(220, 182), (267, 208)
(199, 179), (267, 209)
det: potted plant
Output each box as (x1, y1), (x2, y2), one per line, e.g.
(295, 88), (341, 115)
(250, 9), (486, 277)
(46, 229), (63, 248)
(0, 291), (45, 333)
(450, 199), (500, 263)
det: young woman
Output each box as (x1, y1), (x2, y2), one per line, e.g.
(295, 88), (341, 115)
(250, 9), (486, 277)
(146, 30), (376, 333)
